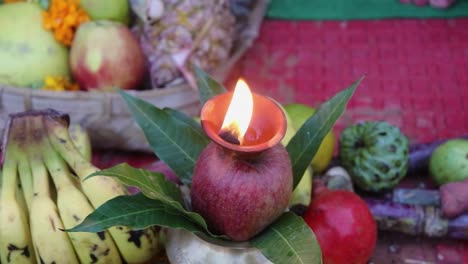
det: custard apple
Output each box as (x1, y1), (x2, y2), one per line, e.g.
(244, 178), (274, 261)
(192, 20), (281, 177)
(339, 121), (409, 192)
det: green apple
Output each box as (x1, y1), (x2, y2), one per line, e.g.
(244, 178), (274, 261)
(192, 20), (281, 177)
(80, 0), (130, 24)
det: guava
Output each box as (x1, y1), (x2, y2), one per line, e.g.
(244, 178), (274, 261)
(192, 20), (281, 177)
(429, 139), (468, 185)
(0, 3), (69, 87)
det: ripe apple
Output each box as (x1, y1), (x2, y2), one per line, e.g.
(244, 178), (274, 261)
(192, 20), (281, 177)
(70, 21), (146, 91)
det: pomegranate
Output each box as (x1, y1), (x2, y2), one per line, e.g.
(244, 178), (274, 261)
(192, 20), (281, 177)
(303, 187), (377, 264)
(191, 142), (292, 241)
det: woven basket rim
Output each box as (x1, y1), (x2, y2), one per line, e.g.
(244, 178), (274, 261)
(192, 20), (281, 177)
(0, 82), (192, 100)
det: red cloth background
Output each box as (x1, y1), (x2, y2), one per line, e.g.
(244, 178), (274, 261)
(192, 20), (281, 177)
(226, 18), (468, 146)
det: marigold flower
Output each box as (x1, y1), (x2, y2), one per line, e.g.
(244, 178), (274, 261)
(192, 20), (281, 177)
(43, 76), (80, 91)
(42, 0), (89, 47)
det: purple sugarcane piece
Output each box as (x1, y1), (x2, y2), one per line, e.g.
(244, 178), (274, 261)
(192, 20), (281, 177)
(408, 135), (468, 174)
(448, 214), (468, 239)
(430, 0), (456, 8)
(365, 198), (425, 235)
(364, 197), (468, 240)
(392, 188), (441, 206)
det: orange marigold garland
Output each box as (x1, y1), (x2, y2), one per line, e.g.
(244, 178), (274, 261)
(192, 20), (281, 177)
(42, 0), (89, 46)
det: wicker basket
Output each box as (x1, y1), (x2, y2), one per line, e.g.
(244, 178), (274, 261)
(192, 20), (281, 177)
(0, 0), (268, 152)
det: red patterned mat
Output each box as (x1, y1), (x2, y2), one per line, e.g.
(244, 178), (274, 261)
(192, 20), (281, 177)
(227, 18), (468, 145)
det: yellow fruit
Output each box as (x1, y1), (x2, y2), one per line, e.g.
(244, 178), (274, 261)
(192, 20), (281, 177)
(277, 104), (313, 207)
(284, 103), (336, 174)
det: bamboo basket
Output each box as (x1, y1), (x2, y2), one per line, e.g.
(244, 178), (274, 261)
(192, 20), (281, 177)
(0, 0), (268, 152)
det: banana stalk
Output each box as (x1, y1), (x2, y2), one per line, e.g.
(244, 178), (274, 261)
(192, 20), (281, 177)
(41, 124), (122, 264)
(26, 116), (79, 264)
(0, 117), (35, 264)
(43, 111), (160, 263)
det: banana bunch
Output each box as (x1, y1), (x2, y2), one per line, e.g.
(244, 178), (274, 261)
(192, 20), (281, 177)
(0, 110), (160, 263)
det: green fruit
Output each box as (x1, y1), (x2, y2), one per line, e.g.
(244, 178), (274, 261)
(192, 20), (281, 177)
(80, 0), (130, 24)
(339, 121), (409, 192)
(284, 103), (336, 174)
(278, 104), (313, 208)
(279, 105), (296, 147)
(429, 139), (468, 185)
(0, 3), (69, 87)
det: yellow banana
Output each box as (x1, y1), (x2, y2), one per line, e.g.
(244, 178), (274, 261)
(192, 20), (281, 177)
(0, 118), (35, 264)
(69, 123), (92, 162)
(44, 114), (160, 263)
(27, 116), (79, 264)
(42, 129), (122, 264)
(17, 152), (33, 211)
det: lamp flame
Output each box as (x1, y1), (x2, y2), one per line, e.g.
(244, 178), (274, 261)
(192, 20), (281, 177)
(219, 79), (254, 145)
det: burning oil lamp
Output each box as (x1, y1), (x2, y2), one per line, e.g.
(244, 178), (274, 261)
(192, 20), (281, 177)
(190, 79), (293, 241)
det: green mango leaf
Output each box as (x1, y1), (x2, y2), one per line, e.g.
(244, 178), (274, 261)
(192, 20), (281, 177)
(194, 65), (227, 105)
(67, 193), (209, 235)
(287, 77), (363, 189)
(84, 164), (227, 238)
(251, 212), (322, 264)
(86, 163), (183, 204)
(120, 91), (210, 186)
(163, 108), (204, 138)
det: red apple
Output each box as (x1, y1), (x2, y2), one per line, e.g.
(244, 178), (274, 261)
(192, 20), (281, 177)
(70, 21), (146, 91)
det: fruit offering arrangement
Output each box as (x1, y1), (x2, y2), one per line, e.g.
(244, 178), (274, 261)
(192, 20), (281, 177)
(2, 66), (468, 263)
(0, 0), (254, 91)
